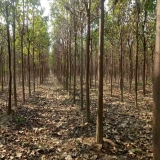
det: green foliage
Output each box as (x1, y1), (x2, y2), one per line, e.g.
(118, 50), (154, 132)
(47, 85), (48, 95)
(18, 117), (24, 123)
(144, 0), (156, 13)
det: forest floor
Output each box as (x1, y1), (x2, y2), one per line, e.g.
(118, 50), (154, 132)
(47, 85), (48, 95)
(0, 74), (153, 160)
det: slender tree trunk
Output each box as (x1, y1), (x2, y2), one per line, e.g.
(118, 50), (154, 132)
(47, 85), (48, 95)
(27, 41), (31, 96)
(42, 55), (44, 83)
(4, 59), (6, 84)
(20, 0), (25, 103)
(73, 30), (77, 104)
(94, 44), (97, 89)
(151, 44), (154, 82)
(6, 4), (12, 114)
(110, 44), (113, 96)
(86, 0), (91, 122)
(129, 40), (133, 93)
(90, 38), (93, 88)
(80, 15), (84, 110)
(69, 29), (72, 96)
(153, 0), (160, 159)
(1, 47), (4, 92)
(73, 1), (77, 104)
(12, 0), (17, 106)
(142, 11), (147, 96)
(135, 3), (139, 107)
(32, 9), (35, 92)
(21, 34), (25, 102)
(96, 0), (104, 144)
(2, 60), (4, 92)
(105, 55), (108, 84)
(120, 33), (123, 102)
(27, 0), (31, 96)
(0, 55), (1, 88)
(66, 38), (69, 91)
(39, 50), (41, 84)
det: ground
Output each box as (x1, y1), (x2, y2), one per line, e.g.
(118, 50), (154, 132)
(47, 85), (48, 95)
(0, 75), (153, 160)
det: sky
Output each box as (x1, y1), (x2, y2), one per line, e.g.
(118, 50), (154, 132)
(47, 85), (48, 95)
(40, 0), (109, 33)
(40, 0), (109, 17)
(40, 0), (109, 49)
(40, 0), (50, 16)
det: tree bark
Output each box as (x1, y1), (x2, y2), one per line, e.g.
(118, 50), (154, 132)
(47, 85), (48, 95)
(153, 0), (160, 159)
(69, 29), (72, 96)
(12, 0), (17, 106)
(120, 33), (123, 102)
(86, 0), (91, 122)
(80, 13), (84, 110)
(1, 47), (4, 92)
(6, 4), (12, 114)
(27, 0), (31, 96)
(128, 39), (133, 93)
(66, 37), (69, 91)
(32, 8), (35, 92)
(142, 11), (147, 96)
(135, 1), (139, 107)
(73, 1), (77, 104)
(21, 0), (25, 102)
(110, 44), (113, 96)
(96, 0), (104, 144)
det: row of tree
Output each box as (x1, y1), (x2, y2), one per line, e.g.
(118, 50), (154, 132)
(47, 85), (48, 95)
(50, 0), (156, 109)
(0, 0), (50, 114)
(49, 0), (156, 143)
(50, 0), (160, 159)
(0, 0), (160, 159)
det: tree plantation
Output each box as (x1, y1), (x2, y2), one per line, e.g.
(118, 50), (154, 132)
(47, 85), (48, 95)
(0, 0), (159, 159)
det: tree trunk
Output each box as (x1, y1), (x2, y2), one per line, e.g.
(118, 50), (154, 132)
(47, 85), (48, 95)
(66, 38), (69, 91)
(27, 0), (31, 96)
(128, 39), (133, 93)
(69, 29), (72, 96)
(135, 2), (139, 107)
(96, 0), (104, 144)
(21, 0), (25, 103)
(73, 28), (77, 104)
(1, 47), (4, 92)
(32, 9), (35, 92)
(94, 44), (97, 89)
(86, 0), (91, 122)
(142, 11), (147, 96)
(120, 33), (123, 102)
(73, 2), (77, 104)
(90, 38), (93, 88)
(110, 44), (113, 96)
(80, 14), (84, 110)
(153, 0), (160, 159)
(12, 0), (17, 106)
(6, 4), (12, 115)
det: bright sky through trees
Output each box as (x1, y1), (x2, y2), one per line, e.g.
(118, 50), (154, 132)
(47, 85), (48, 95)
(40, 0), (50, 16)
(40, 0), (109, 16)
(40, 0), (52, 35)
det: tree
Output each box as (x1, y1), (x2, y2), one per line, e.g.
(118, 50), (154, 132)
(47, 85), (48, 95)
(96, 0), (104, 144)
(80, 11), (84, 110)
(73, 0), (77, 104)
(153, 0), (160, 159)
(85, 0), (91, 122)
(12, 0), (17, 106)
(26, 0), (31, 96)
(135, 0), (140, 107)
(0, 0), (50, 115)
(5, 2), (12, 114)
(20, 0), (25, 102)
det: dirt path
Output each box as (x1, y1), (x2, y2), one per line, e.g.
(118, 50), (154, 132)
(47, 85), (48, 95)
(0, 75), (152, 159)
